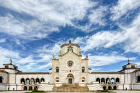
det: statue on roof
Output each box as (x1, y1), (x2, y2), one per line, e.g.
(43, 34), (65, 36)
(69, 39), (71, 44)
(10, 58), (12, 64)
(86, 54), (88, 59)
(53, 54), (56, 59)
(128, 58), (130, 64)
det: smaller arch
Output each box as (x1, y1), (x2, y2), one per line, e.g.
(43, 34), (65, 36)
(101, 78), (105, 84)
(103, 86), (106, 90)
(26, 78), (30, 84)
(56, 67), (59, 72)
(36, 78), (40, 84)
(24, 86), (27, 90)
(41, 78), (45, 82)
(29, 86), (32, 90)
(21, 78), (25, 84)
(82, 77), (85, 79)
(0, 76), (3, 83)
(82, 77), (85, 82)
(116, 78), (120, 83)
(56, 77), (59, 82)
(34, 86), (38, 91)
(111, 78), (115, 84)
(113, 86), (117, 90)
(31, 78), (34, 81)
(108, 86), (112, 90)
(82, 67), (85, 72)
(67, 74), (74, 77)
(96, 78), (100, 83)
(106, 78), (110, 84)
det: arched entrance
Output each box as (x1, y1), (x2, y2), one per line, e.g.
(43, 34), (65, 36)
(67, 74), (74, 84)
(24, 86), (27, 90)
(113, 86), (117, 90)
(103, 86), (106, 90)
(108, 86), (112, 90)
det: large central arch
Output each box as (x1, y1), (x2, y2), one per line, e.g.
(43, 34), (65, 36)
(67, 74), (74, 84)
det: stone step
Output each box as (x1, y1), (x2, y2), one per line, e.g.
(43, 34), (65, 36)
(53, 84), (89, 92)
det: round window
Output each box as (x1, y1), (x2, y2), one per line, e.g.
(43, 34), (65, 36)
(67, 61), (74, 67)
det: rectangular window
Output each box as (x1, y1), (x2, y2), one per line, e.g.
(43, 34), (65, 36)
(82, 69), (85, 72)
(5, 65), (8, 68)
(14, 67), (17, 70)
(56, 69), (59, 72)
(131, 65), (135, 68)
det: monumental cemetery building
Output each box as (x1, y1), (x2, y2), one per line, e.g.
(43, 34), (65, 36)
(0, 40), (140, 91)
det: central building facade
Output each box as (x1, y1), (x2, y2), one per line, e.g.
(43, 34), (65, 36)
(52, 40), (88, 85)
(0, 40), (140, 91)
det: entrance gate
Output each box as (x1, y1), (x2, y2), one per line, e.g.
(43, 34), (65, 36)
(67, 74), (74, 84)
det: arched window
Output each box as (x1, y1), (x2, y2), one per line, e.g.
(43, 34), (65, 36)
(29, 86), (32, 90)
(82, 77), (85, 82)
(103, 86), (106, 90)
(24, 86), (27, 90)
(41, 78), (45, 82)
(116, 78), (120, 83)
(56, 77), (59, 82)
(34, 86), (38, 91)
(96, 78), (100, 83)
(137, 76), (140, 83)
(106, 78), (110, 84)
(26, 78), (30, 84)
(21, 78), (25, 84)
(113, 86), (117, 90)
(36, 78), (40, 84)
(111, 78), (115, 84)
(0, 76), (3, 83)
(108, 86), (112, 90)
(101, 78), (105, 84)
(82, 67), (85, 72)
(31, 78), (34, 82)
(56, 67), (59, 72)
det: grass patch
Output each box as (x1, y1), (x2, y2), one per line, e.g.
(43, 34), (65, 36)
(94, 90), (116, 93)
(25, 91), (47, 93)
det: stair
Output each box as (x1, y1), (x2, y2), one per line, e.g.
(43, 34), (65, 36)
(53, 84), (89, 92)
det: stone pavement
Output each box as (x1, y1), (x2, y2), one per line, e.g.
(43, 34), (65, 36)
(113, 90), (140, 93)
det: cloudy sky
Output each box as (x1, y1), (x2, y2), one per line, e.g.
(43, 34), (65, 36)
(0, 0), (140, 72)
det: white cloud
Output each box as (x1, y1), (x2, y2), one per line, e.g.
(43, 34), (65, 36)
(0, 14), (59, 39)
(73, 6), (108, 32)
(74, 13), (140, 54)
(37, 62), (52, 70)
(0, 0), (97, 39)
(91, 68), (102, 72)
(0, 38), (6, 43)
(0, 47), (20, 67)
(74, 31), (126, 52)
(111, 0), (140, 20)
(88, 6), (107, 26)
(89, 54), (136, 66)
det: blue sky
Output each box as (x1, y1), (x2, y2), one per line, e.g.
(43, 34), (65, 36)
(0, 0), (140, 72)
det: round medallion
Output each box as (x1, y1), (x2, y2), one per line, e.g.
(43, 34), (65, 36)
(67, 61), (74, 67)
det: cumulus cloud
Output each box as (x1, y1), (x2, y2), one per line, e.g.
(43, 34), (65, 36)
(88, 54), (132, 66)
(0, 38), (6, 43)
(0, 0), (98, 39)
(74, 13), (140, 55)
(110, 0), (140, 20)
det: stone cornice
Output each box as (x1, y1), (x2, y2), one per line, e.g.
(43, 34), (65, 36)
(60, 43), (80, 48)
